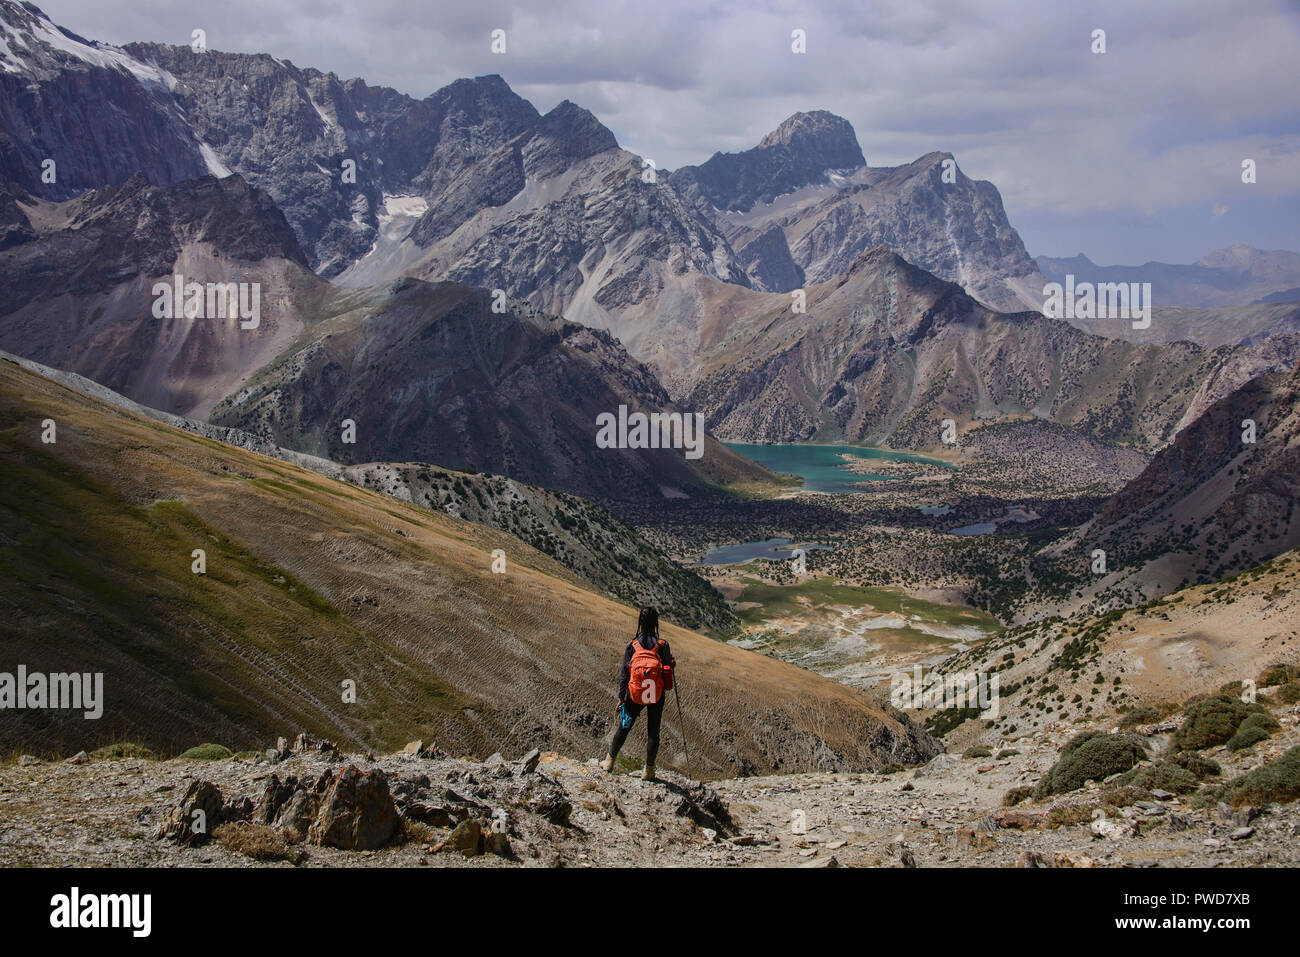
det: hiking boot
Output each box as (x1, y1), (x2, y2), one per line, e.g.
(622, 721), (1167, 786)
(599, 754), (615, 773)
(642, 764), (656, 780)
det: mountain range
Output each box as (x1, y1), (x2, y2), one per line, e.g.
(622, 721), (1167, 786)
(1037, 246), (1300, 310)
(4, 0), (1299, 487)
(0, 168), (769, 500)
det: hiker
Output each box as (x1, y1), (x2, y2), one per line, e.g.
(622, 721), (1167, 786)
(600, 607), (675, 780)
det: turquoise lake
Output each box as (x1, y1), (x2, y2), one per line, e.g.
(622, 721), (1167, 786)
(725, 443), (955, 494)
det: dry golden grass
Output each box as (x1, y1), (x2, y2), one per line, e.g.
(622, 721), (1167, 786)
(0, 360), (931, 775)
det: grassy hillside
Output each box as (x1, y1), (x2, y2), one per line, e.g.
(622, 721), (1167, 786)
(0, 358), (936, 774)
(344, 462), (738, 636)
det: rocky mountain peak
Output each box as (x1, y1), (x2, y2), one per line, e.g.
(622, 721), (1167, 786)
(756, 110), (865, 167)
(669, 110), (866, 213)
(535, 99), (619, 160)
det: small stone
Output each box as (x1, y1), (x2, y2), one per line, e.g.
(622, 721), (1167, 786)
(1150, 789), (1174, 801)
(1231, 806), (1259, 827)
(799, 855), (839, 868)
(65, 751), (88, 765)
(517, 748), (541, 776)
(485, 829), (511, 857)
(436, 819), (483, 857)
(17, 755), (40, 766)
(1230, 827), (1254, 841)
(401, 740), (423, 756)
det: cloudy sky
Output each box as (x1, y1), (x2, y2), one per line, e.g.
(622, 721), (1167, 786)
(36, 0), (1300, 264)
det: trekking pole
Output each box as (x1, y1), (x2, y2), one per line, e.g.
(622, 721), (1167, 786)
(673, 678), (692, 782)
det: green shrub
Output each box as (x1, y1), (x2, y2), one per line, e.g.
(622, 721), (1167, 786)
(1193, 747), (1300, 809)
(1226, 711), (1280, 752)
(1272, 682), (1300, 705)
(1258, 663), (1298, 688)
(963, 746), (993, 759)
(925, 707), (982, 737)
(1043, 804), (1099, 829)
(1172, 751), (1220, 778)
(1002, 785), (1033, 807)
(177, 743), (233, 761)
(1099, 785), (1153, 808)
(1032, 732), (1147, 799)
(1119, 706), (1161, 728)
(1171, 694), (1270, 751)
(1116, 761), (1198, 794)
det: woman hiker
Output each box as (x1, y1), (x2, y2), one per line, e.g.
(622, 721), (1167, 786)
(600, 607), (675, 780)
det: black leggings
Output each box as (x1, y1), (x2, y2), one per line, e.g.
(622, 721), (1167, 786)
(609, 699), (664, 765)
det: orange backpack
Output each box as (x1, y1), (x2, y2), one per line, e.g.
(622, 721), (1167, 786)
(628, 639), (667, 704)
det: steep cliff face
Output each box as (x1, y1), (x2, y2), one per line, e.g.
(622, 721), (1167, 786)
(118, 43), (542, 276)
(0, 2), (211, 196)
(1086, 361), (1300, 575)
(207, 279), (771, 502)
(672, 113), (1043, 313)
(0, 172), (321, 418)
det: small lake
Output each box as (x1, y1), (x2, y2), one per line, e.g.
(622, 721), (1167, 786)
(701, 538), (832, 566)
(725, 443), (954, 494)
(949, 522), (998, 536)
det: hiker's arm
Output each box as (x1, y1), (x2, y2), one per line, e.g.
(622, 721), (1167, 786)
(660, 640), (675, 668)
(617, 643), (632, 701)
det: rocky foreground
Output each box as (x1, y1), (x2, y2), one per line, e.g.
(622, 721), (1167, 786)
(2, 718), (1298, 867)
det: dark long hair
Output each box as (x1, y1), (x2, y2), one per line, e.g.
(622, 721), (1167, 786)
(636, 607), (659, 645)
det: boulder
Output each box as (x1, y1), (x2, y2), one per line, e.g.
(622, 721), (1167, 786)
(275, 789), (319, 842)
(254, 773), (299, 825)
(517, 748), (542, 776)
(156, 780), (224, 845)
(915, 753), (962, 777)
(403, 802), (460, 828)
(525, 785), (572, 826)
(436, 819), (484, 857)
(485, 829), (511, 857)
(306, 765), (398, 850)
(223, 796), (254, 823)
